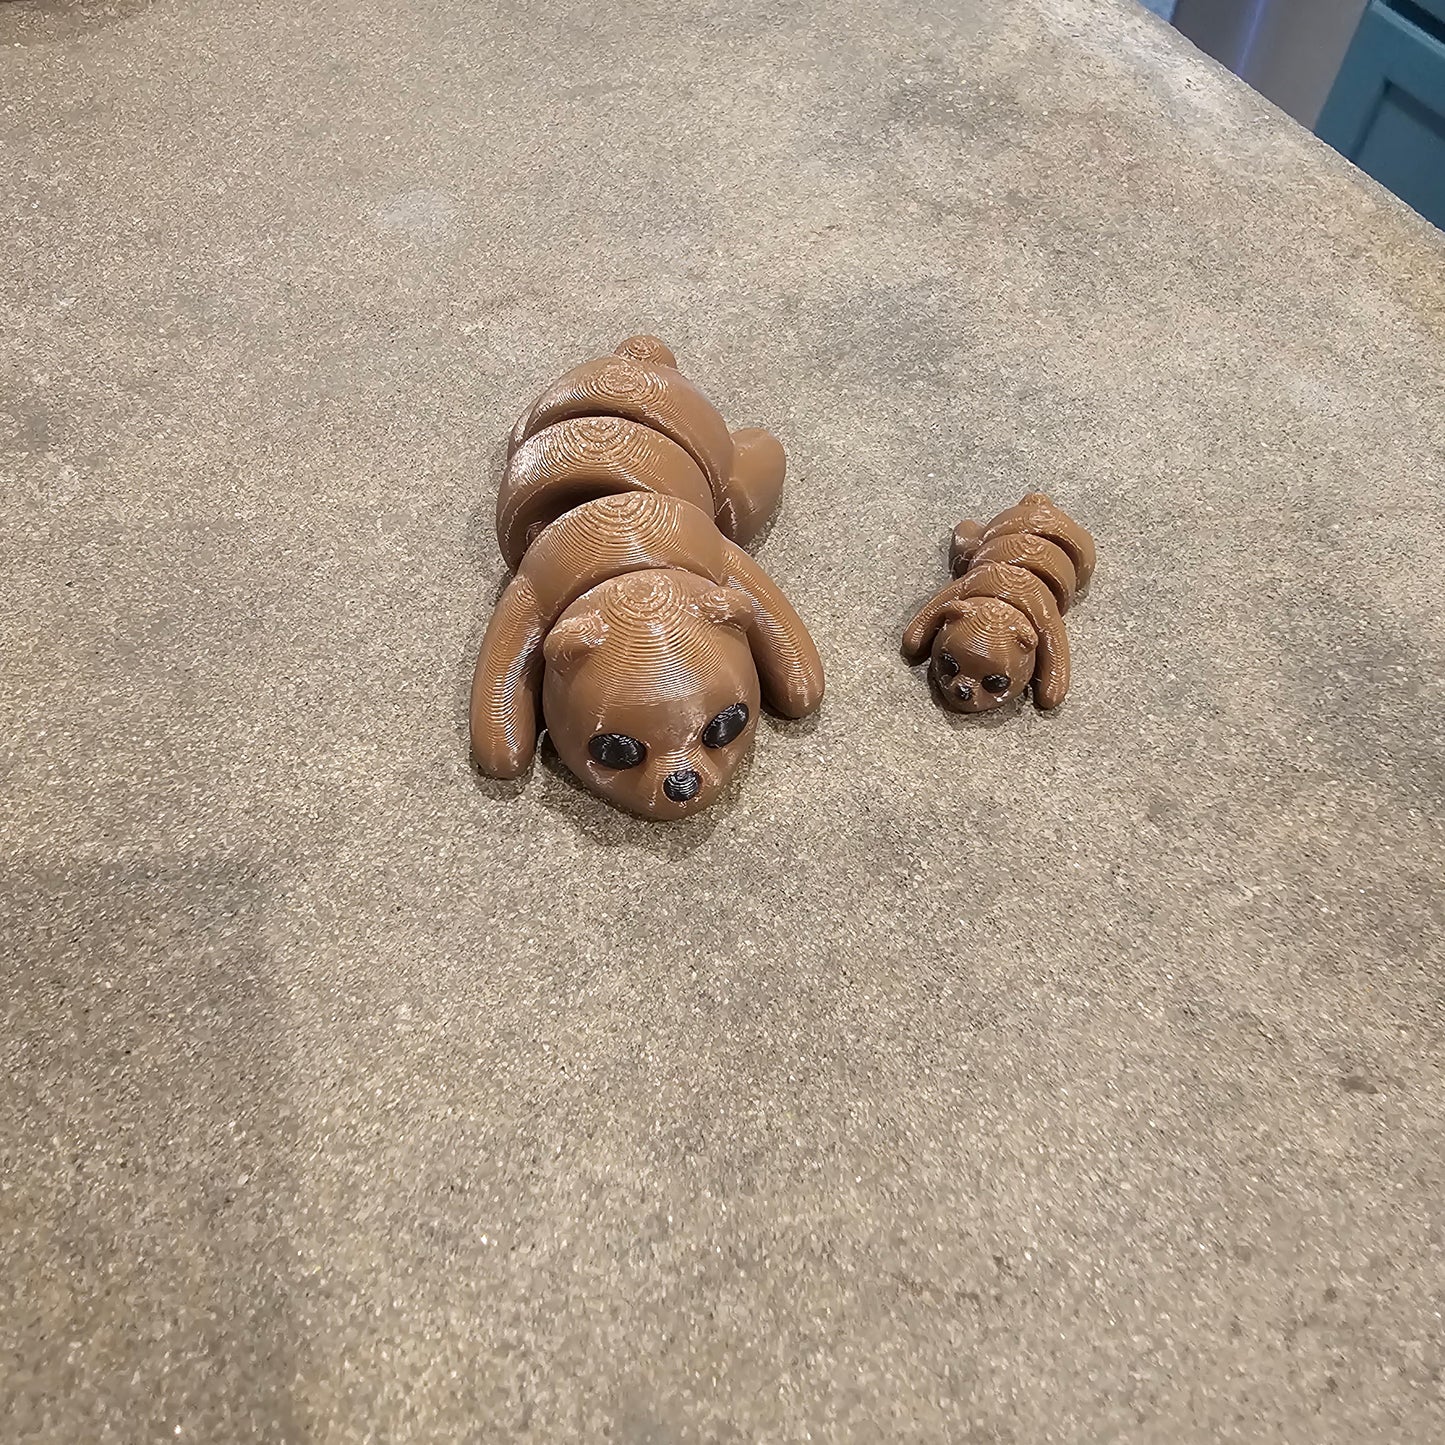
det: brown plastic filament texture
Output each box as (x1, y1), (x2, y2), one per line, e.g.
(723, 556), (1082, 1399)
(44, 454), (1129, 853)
(901, 494), (1095, 714)
(470, 336), (825, 819)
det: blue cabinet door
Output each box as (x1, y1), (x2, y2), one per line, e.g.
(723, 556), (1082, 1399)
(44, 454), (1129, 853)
(1317, 0), (1445, 228)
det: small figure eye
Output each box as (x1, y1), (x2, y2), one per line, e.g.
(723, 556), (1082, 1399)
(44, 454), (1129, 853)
(588, 733), (647, 769)
(937, 651), (959, 677)
(702, 702), (750, 749)
(982, 674), (1011, 693)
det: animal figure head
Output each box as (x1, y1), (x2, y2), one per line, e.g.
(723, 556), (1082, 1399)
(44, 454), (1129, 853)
(903, 492), (1093, 714)
(542, 569), (762, 818)
(929, 597), (1038, 713)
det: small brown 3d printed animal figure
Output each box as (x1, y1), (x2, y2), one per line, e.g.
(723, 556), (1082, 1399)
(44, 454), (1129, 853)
(901, 493), (1095, 714)
(469, 335), (825, 819)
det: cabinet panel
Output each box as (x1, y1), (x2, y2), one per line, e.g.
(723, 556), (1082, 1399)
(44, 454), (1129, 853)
(1317, 0), (1445, 227)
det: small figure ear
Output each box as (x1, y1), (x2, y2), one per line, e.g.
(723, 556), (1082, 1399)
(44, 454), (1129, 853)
(1010, 615), (1039, 651)
(691, 585), (756, 631)
(544, 611), (609, 672)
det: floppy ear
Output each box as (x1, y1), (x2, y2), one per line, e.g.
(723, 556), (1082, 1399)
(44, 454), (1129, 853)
(901, 577), (973, 663)
(691, 585), (756, 631)
(718, 541), (825, 719)
(543, 610), (609, 673)
(470, 577), (548, 779)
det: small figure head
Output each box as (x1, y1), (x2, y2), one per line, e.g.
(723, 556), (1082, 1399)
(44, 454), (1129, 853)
(542, 570), (762, 819)
(929, 597), (1037, 713)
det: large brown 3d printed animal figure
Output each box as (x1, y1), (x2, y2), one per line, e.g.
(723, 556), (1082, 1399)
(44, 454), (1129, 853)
(902, 494), (1095, 713)
(469, 335), (825, 819)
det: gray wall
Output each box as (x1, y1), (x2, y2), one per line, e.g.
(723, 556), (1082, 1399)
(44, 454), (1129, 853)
(1173, 0), (1369, 126)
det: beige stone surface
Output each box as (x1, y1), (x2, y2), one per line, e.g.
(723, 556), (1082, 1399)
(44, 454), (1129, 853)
(3, 0), (1442, 1439)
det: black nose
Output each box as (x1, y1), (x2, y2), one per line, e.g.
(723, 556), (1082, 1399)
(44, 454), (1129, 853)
(663, 768), (701, 803)
(952, 681), (973, 703)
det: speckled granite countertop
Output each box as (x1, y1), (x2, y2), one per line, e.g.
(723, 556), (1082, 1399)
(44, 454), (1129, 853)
(3, 0), (1442, 1439)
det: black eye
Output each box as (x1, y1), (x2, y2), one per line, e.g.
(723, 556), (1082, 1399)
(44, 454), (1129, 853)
(702, 702), (750, 749)
(588, 733), (646, 769)
(937, 651), (959, 677)
(982, 674), (1011, 693)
